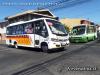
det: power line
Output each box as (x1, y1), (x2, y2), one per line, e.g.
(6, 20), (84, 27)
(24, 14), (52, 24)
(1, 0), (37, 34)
(39, 0), (92, 11)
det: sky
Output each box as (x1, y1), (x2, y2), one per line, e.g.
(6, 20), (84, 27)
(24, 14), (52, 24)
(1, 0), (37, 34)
(0, 0), (100, 24)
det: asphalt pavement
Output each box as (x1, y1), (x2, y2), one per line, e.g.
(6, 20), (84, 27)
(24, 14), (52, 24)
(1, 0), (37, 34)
(25, 41), (100, 75)
(0, 40), (99, 75)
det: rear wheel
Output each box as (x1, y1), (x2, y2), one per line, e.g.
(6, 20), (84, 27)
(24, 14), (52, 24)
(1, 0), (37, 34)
(14, 42), (18, 48)
(14, 44), (18, 48)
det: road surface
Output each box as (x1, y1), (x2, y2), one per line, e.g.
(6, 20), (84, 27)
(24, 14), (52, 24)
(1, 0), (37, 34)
(0, 40), (99, 75)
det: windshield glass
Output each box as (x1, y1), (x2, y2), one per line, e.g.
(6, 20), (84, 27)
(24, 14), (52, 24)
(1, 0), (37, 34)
(72, 26), (86, 35)
(46, 19), (68, 36)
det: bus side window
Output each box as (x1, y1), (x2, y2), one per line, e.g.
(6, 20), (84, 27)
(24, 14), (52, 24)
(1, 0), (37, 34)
(93, 27), (96, 32)
(12, 26), (18, 35)
(24, 23), (33, 34)
(7, 27), (11, 35)
(87, 26), (94, 34)
(9, 27), (13, 35)
(87, 26), (90, 33)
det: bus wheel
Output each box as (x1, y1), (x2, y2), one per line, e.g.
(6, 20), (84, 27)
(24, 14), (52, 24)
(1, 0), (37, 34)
(41, 43), (49, 53)
(14, 42), (18, 48)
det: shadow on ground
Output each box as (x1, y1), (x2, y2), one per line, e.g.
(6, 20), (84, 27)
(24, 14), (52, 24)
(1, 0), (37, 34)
(10, 46), (65, 53)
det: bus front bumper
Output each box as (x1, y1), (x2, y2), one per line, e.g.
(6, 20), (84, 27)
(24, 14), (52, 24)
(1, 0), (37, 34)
(70, 37), (87, 43)
(48, 41), (69, 49)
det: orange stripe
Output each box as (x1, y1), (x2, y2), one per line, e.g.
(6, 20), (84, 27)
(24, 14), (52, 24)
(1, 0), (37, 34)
(6, 35), (31, 45)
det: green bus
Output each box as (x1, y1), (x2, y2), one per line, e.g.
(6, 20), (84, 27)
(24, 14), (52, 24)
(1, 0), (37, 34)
(70, 25), (97, 43)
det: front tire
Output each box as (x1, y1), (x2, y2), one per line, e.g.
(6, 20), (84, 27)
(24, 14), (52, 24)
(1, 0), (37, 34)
(41, 44), (49, 53)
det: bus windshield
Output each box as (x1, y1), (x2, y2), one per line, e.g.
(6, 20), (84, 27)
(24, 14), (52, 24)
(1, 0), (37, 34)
(72, 26), (86, 35)
(46, 19), (68, 36)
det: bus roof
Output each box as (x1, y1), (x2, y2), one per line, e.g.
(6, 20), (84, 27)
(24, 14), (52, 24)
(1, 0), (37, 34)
(7, 18), (58, 27)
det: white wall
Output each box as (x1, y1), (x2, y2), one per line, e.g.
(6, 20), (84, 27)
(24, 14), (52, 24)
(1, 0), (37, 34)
(0, 27), (6, 34)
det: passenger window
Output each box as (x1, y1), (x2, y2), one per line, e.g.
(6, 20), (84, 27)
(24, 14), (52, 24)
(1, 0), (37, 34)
(24, 23), (33, 34)
(87, 26), (94, 33)
(7, 27), (12, 35)
(15, 25), (24, 35)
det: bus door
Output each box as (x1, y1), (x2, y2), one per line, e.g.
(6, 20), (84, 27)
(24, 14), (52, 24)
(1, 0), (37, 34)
(34, 20), (48, 47)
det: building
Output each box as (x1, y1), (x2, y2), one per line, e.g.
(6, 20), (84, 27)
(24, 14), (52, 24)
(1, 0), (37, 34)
(0, 21), (8, 40)
(5, 9), (58, 24)
(60, 18), (95, 31)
